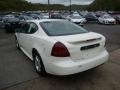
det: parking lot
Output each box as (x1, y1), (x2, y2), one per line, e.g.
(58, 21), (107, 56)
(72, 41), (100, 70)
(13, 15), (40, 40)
(0, 24), (120, 90)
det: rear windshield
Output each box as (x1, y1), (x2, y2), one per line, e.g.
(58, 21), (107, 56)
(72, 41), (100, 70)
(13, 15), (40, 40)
(40, 20), (88, 36)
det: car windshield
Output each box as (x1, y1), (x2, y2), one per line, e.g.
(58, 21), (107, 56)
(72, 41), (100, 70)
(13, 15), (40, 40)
(71, 16), (82, 19)
(103, 15), (112, 19)
(40, 20), (88, 36)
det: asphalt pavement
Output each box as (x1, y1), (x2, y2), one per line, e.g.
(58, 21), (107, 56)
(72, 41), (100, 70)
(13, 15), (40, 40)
(0, 24), (120, 90)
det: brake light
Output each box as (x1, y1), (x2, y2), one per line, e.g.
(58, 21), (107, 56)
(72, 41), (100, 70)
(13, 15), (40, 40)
(51, 42), (70, 57)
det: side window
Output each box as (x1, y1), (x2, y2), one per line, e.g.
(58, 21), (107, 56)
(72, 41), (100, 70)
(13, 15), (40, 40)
(20, 22), (38, 34)
(20, 23), (30, 33)
(27, 23), (38, 34)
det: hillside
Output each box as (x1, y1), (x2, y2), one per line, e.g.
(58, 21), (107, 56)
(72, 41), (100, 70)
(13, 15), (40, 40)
(0, 0), (32, 11)
(0, 0), (87, 11)
(88, 0), (120, 11)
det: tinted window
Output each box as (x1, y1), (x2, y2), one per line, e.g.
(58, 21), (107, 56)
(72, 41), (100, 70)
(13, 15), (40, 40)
(20, 23), (38, 34)
(27, 23), (38, 34)
(20, 23), (30, 33)
(40, 20), (88, 36)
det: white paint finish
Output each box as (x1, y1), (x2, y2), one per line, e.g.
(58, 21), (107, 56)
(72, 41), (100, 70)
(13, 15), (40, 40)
(15, 19), (109, 75)
(98, 14), (116, 24)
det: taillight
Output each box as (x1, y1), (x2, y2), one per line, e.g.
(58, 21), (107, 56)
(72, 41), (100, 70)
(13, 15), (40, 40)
(51, 42), (70, 57)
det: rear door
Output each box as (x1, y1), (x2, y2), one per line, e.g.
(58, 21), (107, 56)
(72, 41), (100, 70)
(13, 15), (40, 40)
(16, 23), (30, 48)
(22, 22), (38, 55)
(18, 22), (38, 55)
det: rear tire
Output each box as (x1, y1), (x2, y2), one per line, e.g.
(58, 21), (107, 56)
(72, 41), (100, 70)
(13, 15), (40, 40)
(33, 52), (46, 76)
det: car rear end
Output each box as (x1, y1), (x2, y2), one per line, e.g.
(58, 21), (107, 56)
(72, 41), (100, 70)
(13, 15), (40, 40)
(39, 20), (109, 75)
(105, 19), (116, 25)
(44, 32), (108, 75)
(71, 19), (86, 26)
(70, 16), (87, 26)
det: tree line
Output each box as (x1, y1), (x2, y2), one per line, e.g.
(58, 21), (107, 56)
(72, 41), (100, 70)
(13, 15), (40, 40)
(0, 0), (87, 11)
(0, 0), (119, 11)
(87, 0), (120, 11)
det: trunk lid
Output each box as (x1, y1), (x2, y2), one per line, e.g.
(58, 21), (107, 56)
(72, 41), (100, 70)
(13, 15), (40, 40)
(51, 32), (105, 61)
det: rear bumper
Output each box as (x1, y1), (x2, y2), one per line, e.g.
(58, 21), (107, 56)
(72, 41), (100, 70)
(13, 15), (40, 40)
(46, 50), (109, 75)
(105, 21), (116, 24)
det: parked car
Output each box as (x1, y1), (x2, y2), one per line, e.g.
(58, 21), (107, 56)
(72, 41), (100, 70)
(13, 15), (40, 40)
(95, 11), (107, 17)
(84, 13), (98, 22)
(62, 12), (71, 19)
(30, 14), (42, 20)
(41, 13), (49, 19)
(98, 14), (116, 25)
(3, 14), (15, 19)
(15, 19), (109, 76)
(19, 15), (33, 21)
(4, 17), (21, 33)
(68, 15), (87, 26)
(51, 13), (63, 19)
(72, 11), (80, 16)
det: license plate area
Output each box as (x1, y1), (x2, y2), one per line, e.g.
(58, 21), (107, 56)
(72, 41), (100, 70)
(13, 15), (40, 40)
(81, 43), (100, 51)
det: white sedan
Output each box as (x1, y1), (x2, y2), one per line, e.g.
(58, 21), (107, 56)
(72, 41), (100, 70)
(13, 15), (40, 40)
(15, 19), (109, 76)
(68, 15), (87, 26)
(98, 14), (116, 24)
